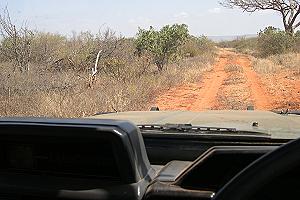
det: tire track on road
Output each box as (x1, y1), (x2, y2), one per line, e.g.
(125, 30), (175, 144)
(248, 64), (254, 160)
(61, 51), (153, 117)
(155, 49), (274, 111)
(186, 50), (229, 111)
(237, 55), (273, 110)
(156, 49), (230, 111)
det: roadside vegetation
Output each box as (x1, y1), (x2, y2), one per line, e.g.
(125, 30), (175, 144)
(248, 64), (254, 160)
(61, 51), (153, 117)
(218, 37), (258, 55)
(218, 27), (300, 74)
(0, 9), (216, 117)
(252, 53), (300, 74)
(219, 0), (300, 75)
(254, 28), (300, 74)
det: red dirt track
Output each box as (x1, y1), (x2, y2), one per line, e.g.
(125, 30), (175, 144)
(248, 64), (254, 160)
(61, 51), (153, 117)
(156, 49), (300, 111)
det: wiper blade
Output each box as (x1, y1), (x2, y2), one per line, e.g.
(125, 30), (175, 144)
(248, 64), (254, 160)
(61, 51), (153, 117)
(274, 110), (300, 116)
(138, 123), (270, 137)
(138, 123), (236, 132)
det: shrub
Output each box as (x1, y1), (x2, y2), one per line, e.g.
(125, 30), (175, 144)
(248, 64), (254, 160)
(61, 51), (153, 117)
(217, 37), (258, 55)
(135, 24), (189, 71)
(258, 26), (295, 57)
(101, 40), (151, 83)
(0, 15), (217, 117)
(0, 8), (34, 72)
(31, 32), (67, 66)
(293, 31), (300, 52)
(0, 50), (216, 117)
(180, 36), (215, 57)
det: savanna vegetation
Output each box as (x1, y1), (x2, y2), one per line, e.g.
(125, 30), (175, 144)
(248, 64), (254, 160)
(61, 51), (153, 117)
(2, 0), (300, 117)
(217, 26), (300, 74)
(221, 0), (300, 35)
(0, 8), (216, 117)
(219, 0), (300, 75)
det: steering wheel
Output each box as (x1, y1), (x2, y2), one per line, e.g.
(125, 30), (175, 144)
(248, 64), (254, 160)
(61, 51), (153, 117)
(213, 137), (300, 200)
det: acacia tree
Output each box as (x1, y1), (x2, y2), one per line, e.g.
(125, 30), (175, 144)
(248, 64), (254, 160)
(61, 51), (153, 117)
(135, 24), (189, 71)
(221, 0), (300, 34)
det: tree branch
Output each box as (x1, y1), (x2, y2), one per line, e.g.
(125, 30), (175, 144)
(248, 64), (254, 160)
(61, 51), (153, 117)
(294, 19), (300, 27)
(221, 0), (300, 33)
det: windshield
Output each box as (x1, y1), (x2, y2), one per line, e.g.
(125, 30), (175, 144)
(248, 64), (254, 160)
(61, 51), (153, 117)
(0, 0), (299, 139)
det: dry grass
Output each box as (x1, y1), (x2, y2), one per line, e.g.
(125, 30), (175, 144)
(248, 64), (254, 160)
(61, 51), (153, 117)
(223, 74), (246, 85)
(224, 64), (244, 73)
(0, 24), (217, 118)
(171, 52), (215, 83)
(0, 52), (216, 118)
(223, 64), (245, 86)
(216, 63), (251, 110)
(252, 53), (300, 74)
(252, 58), (282, 74)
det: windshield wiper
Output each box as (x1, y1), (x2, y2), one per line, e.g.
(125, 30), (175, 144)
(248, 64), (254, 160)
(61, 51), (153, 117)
(273, 109), (300, 116)
(138, 123), (270, 137)
(139, 123), (236, 132)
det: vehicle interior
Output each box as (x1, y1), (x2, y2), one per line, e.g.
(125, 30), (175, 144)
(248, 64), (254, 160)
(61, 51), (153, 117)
(0, 117), (299, 200)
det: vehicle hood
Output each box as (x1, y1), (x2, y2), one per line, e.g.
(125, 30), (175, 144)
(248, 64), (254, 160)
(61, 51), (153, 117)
(90, 110), (300, 139)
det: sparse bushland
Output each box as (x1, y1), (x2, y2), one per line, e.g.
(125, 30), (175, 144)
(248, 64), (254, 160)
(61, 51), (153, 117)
(0, 50), (215, 117)
(245, 27), (300, 74)
(218, 28), (300, 58)
(217, 37), (258, 55)
(0, 11), (216, 117)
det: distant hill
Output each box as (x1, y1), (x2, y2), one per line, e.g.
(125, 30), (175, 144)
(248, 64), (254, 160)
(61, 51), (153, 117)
(207, 34), (257, 42)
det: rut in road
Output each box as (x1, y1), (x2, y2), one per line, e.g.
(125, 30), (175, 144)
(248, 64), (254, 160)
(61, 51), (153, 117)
(156, 49), (273, 111)
(236, 54), (272, 109)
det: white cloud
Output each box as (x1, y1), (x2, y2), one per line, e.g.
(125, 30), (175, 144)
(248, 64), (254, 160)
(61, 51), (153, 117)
(208, 8), (222, 14)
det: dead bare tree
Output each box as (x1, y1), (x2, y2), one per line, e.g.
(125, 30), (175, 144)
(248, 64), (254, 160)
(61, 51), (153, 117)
(88, 50), (102, 87)
(87, 28), (124, 87)
(221, 0), (300, 34)
(0, 7), (34, 72)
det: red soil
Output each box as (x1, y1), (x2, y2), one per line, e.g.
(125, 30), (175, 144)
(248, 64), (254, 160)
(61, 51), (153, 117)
(156, 49), (300, 111)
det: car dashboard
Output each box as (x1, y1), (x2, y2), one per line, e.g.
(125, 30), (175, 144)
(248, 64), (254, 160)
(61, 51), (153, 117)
(0, 118), (290, 200)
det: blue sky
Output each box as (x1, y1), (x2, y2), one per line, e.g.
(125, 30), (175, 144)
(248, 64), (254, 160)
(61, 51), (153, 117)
(0, 0), (284, 37)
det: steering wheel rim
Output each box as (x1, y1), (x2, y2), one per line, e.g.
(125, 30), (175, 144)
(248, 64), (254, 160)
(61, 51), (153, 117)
(213, 137), (300, 200)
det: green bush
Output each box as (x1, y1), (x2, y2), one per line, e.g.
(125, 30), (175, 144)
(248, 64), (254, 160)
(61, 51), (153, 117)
(258, 26), (295, 57)
(135, 24), (189, 71)
(180, 36), (215, 57)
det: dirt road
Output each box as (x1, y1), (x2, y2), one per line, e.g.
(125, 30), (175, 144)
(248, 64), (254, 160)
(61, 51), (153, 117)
(156, 49), (277, 111)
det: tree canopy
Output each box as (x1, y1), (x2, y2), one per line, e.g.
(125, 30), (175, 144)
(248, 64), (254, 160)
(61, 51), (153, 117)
(221, 0), (300, 34)
(135, 24), (189, 71)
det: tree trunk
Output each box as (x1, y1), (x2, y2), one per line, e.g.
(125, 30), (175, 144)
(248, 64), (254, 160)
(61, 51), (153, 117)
(285, 25), (294, 35)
